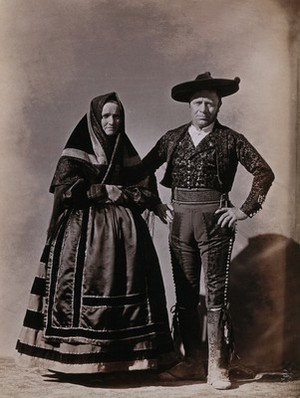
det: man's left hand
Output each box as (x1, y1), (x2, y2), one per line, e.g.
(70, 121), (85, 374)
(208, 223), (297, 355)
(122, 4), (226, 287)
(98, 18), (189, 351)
(215, 207), (248, 228)
(154, 203), (174, 224)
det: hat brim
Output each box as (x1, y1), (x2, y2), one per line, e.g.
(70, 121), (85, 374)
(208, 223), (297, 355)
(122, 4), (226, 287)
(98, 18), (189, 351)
(171, 78), (239, 102)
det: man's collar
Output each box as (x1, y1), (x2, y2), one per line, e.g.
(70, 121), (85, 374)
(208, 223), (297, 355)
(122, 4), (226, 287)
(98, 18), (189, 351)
(189, 121), (215, 134)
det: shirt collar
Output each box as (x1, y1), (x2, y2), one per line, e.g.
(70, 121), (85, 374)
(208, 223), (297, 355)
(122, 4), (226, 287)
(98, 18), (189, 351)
(189, 121), (215, 135)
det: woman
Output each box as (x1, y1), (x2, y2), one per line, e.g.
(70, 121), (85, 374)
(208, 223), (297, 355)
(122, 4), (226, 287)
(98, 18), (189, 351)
(16, 92), (174, 374)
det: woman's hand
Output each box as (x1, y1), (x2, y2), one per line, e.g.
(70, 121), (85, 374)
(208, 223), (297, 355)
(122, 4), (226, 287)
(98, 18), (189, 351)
(215, 207), (248, 228)
(154, 203), (174, 224)
(105, 185), (123, 202)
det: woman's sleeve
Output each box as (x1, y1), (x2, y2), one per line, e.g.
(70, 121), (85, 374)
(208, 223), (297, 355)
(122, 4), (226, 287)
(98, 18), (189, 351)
(86, 174), (161, 213)
(46, 184), (69, 241)
(50, 157), (86, 193)
(51, 154), (162, 212)
(47, 157), (91, 234)
(122, 174), (162, 211)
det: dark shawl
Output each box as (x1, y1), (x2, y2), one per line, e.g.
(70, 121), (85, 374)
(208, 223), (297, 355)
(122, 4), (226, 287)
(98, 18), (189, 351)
(50, 92), (146, 191)
(47, 92), (159, 239)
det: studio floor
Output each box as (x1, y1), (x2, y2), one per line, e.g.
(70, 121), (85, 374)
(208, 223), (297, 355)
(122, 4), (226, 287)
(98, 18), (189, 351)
(0, 357), (299, 398)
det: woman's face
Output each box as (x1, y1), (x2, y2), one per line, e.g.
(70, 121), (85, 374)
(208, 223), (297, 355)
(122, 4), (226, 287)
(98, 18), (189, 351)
(101, 101), (122, 136)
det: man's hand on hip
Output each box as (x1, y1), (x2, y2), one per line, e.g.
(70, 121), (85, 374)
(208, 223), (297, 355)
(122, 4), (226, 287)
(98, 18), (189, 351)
(215, 207), (248, 228)
(154, 203), (174, 224)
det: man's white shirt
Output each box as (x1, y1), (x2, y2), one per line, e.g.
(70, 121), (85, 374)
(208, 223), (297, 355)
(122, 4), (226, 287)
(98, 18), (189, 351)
(188, 122), (215, 147)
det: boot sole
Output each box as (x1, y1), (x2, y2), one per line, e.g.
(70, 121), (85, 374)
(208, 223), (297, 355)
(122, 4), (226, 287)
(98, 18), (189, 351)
(207, 380), (232, 390)
(159, 370), (205, 381)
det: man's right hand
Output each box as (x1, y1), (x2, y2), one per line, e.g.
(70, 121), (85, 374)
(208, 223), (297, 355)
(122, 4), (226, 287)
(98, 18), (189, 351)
(154, 203), (174, 224)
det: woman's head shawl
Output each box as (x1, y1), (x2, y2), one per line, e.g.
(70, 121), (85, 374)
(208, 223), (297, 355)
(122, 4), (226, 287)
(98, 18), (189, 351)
(50, 92), (144, 192)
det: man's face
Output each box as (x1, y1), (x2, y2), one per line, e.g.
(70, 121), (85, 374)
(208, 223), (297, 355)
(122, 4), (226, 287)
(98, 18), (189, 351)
(101, 101), (121, 136)
(189, 90), (221, 129)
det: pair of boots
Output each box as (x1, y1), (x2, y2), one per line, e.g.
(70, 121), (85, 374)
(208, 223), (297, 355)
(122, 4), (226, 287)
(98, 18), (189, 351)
(160, 307), (232, 390)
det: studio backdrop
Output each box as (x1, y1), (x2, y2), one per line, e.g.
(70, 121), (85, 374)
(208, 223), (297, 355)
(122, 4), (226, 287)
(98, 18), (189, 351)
(0, 0), (299, 372)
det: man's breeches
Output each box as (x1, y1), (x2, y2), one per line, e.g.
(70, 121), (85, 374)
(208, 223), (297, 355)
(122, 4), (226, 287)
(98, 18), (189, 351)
(169, 193), (235, 311)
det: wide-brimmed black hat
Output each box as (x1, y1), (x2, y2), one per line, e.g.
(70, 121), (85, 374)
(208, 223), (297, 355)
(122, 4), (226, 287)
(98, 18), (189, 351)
(171, 72), (240, 102)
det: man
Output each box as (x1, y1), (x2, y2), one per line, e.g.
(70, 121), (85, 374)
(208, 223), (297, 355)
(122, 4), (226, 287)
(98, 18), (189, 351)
(142, 72), (275, 390)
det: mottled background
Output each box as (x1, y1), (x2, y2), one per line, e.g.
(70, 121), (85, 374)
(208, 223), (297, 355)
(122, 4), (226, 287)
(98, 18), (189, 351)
(0, 0), (299, 371)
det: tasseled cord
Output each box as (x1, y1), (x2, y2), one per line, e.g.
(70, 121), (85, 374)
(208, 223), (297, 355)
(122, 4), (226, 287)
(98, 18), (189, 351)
(222, 303), (239, 361)
(170, 304), (184, 359)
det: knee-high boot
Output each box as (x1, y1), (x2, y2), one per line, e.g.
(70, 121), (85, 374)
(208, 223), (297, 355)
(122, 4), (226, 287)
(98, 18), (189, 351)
(159, 307), (205, 380)
(207, 309), (232, 390)
(178, 307), (203, 363)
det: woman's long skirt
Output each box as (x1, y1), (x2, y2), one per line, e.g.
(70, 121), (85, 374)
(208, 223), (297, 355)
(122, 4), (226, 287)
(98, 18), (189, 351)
(16, 204), (174, 373)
